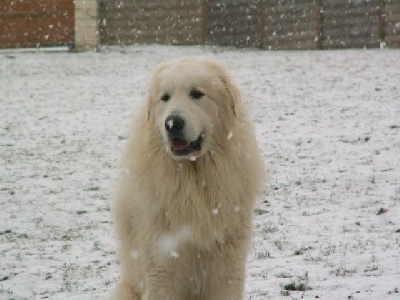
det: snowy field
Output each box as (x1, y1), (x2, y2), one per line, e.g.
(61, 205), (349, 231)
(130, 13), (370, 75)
(1, 45), (399, 300)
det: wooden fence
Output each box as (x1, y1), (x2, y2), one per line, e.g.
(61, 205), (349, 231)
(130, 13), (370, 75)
(99, 0), (400, 49)
(206, 0), (260, 47)
(99, 0), (204, 45)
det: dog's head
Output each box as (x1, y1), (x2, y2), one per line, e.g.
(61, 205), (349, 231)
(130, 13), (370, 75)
(146, 57), (241, 161)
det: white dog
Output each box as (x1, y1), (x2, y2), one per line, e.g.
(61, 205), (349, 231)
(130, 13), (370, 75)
(112, 57), (266, 300)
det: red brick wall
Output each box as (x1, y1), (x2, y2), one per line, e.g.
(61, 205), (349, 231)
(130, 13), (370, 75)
(0, 0), (74, 48)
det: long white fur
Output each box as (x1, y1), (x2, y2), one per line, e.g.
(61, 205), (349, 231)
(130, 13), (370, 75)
(111, 57), (266, 300)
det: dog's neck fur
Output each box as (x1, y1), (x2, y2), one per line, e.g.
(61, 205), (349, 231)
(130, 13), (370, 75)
(119, 107), (265, 249)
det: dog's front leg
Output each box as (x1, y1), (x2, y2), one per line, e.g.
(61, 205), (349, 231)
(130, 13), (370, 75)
(142, 275), (186, 300)
(205, 239), (249, 300)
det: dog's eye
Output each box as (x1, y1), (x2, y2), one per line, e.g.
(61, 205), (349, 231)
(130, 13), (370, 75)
(189, 89), (204, 100)
(161, 93), (171, 102)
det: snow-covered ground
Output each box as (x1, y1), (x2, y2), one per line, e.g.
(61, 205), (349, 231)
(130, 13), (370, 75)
(1, 46), (399, 300)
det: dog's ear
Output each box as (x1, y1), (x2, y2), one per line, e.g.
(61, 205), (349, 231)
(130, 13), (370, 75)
(146, 94), (151, 121)
(146, 64), (166, 121)
(217, 65), (242, 117)
(220, 70), (241, 117)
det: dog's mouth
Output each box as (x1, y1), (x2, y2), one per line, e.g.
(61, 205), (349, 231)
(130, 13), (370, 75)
(170, 134), (203, 156)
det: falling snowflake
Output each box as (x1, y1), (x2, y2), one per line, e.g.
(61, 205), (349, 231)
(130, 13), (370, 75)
(227, 131), (234, 140)
(167, 119), (174, 129)
(170, 251), (180, 258)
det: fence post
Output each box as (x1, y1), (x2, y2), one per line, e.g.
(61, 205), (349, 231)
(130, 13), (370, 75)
(315, 0), (323, 49)
(258, 0), (265, 49)
(201, 0), (208, 45)
(378, 0), (386, 47)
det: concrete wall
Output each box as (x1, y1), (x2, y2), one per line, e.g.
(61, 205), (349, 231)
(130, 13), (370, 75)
(74, 0), (99, 51)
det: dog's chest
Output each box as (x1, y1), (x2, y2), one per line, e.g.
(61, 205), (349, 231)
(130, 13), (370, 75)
(141, 160), (244, 248)
(163, 200), (224, 244)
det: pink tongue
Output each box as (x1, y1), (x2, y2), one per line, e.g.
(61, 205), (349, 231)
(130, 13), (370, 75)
(172, 138), (190, 151)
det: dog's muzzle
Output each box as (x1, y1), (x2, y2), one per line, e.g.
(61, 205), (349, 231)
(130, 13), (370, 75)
(165, 115), (203, 156)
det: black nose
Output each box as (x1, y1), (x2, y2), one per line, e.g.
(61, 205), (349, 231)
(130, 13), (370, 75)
(165, 115), (185, 135)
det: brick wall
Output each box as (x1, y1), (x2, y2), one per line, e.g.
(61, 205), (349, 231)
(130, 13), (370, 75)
(0, 0), (74, 48)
